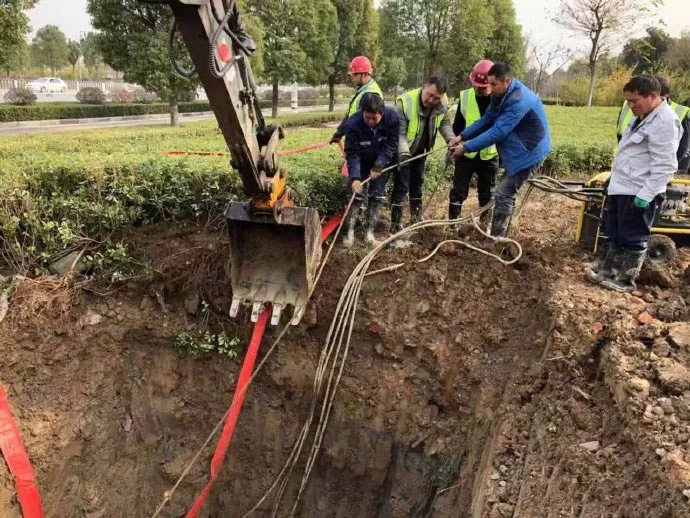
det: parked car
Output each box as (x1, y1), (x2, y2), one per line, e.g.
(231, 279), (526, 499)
(26, 77), (68, 93)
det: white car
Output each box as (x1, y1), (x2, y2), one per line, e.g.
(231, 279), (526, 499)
(26, 77), (68, 93)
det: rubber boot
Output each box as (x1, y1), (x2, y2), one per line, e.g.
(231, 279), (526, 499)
(480, 210), (511, 249)
(344, 199), (362, 248)
(583, 238), (610, 273)
(478, 207), (492, 233)
(409, 198), (424, 224)
(390, 204), (404, 234)
(364, 200), (382, 246)
(600, 249), (646, 292)
(585, 242), (617, 285)
(448, 202), (461, 220)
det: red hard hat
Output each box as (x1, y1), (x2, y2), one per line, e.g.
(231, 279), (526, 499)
(349, 56), (373, 75)
(469, 59), (494, 87)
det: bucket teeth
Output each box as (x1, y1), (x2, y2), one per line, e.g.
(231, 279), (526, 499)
(271, 304), (283, 326)
(291, 306), (305, 326)
(229, 298), (241, 318)
(251, 302), (262, 322)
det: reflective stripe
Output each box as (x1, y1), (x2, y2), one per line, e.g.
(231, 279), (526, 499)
(347, 79), (383, 117)
(670, 101), (690, 121)
(617, 101), (633, 137)
(458, 88), (498, 161)
(397, 88), (446, 145)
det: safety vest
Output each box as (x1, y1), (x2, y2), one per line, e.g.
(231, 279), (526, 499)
(396, 88), (448, 145)
(618, 99), (689, 137)
(459, 88), (498, 161)
(347, 79), (383, 117)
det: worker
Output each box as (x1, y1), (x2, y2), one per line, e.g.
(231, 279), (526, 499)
(449, 59), (499, 225)
(588, 76), (681, 292)
(449, 62), (551, 238)
(343, 93), (399, 247)
(616, 75), (690, 173)
(331, 56), (383, 144)
(391, 74), (455, 232)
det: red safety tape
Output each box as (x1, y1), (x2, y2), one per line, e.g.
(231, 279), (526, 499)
(0, 383), (44, 518)
(321, 210), (346, 242)
(186, 306), (271, 518)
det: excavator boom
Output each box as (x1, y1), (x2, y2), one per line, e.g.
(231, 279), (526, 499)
(157, 0), (322, 325)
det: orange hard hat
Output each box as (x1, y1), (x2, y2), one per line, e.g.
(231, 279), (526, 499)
(469, 59), (494, 87)
(349, 56), (373, 75)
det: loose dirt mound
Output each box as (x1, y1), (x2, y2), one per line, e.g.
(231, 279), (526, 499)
(1, 192), (690, 517)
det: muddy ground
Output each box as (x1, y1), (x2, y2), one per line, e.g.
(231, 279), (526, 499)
(2, 190), (690, 517)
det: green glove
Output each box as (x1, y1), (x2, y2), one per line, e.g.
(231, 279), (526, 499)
(633, 196), (650, 210)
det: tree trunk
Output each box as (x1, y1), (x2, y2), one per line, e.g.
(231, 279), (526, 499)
(170, 98), (179, 127)
(535, 69), (544, 96)
(586, 63), (596, 107)
(328, 75), (335, 112)
(272, 79), (279, 119)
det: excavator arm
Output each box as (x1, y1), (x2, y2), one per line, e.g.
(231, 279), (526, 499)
(154, 0), (322, 325)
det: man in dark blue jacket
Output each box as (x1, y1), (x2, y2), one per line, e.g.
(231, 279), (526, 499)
(343, 93), (399, 247)
(449, 63), (551, 238)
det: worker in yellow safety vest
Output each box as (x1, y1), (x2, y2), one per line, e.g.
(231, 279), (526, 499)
(449, 59), (499, 224)
(331, 56), (383, 144)
(616, 75), (690, 173)
(390, 75), (455, 232)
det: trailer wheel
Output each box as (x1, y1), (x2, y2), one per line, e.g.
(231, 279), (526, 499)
(646, 234), (676, 266)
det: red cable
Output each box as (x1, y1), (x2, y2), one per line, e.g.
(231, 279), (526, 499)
(186, 306), (271, 518)
(0, 383), (44, 518)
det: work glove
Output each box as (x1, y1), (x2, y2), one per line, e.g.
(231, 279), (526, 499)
(329, 133), (341, 145)
(632, 196), (650, 214)
(370, 166), (384, 180)
(351, 180), (363, 194)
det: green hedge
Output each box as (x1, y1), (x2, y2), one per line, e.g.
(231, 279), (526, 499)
(0, 98), (347, 123)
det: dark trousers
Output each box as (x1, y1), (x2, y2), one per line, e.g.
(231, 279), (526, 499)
(391, 157), (426, 207)
(450, 156), (499, 208)
(604, 194), (662, 251)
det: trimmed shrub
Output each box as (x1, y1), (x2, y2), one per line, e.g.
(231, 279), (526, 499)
(77, 87), (107, 104)
(108, 88), (136, 104)
(4, 87), (38, 106)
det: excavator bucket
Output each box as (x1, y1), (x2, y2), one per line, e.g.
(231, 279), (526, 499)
(226, 202), (322, 326)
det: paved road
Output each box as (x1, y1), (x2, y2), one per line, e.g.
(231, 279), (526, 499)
(0, 90), (210, 104)
(0, 104), (344, 135)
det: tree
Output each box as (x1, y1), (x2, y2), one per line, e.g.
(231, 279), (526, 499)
(31, 24), (69, 74)
(79, 32), (103, 77)
(555, 0), (658, 107)
(530, 40), (575, 95)
(661, 31), (690, 73)
(67, 40), (81, 74)
(327, 0), (379, 111)
(485, 0), (526, 76)
(380, 0), (460, 75)
(440, 0), (494, 93)
(378, 55), (406, 95)
(621, 26), (671, 74)
(0, 0), (35, 74)
(87, 0), (200, 126)
(247, 0), (336, 117)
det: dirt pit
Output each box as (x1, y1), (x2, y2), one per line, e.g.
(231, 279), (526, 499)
(2, 191), (690, 517)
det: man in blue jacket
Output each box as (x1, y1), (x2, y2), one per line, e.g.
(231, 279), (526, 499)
(449, 62), (551, 238)
(343, 93), (399, 247)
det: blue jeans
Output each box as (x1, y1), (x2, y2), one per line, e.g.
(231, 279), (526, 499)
(494, 164), (539, 217)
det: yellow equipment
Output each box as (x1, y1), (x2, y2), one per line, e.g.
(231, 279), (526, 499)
(163, 0), (322, 325)
(575, 172), (690, 265)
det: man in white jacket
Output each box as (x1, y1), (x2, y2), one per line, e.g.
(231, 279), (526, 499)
(588, 75), (682, 292)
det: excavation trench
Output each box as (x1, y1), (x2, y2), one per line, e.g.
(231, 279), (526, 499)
(1, 215), (688, 517)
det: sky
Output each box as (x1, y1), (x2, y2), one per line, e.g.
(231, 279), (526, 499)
(27, 0), (690, 49)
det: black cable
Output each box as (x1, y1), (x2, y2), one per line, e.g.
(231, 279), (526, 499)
(168, 17), (196, 79)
